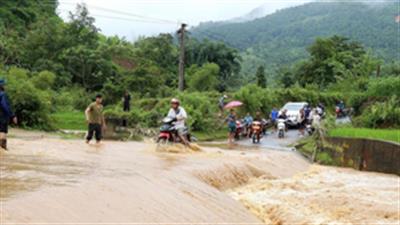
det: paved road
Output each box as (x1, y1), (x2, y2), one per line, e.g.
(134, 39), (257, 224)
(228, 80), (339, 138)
(238, 129), (303, 151)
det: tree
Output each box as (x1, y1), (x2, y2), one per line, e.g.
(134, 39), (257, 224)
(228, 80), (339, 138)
(187, 63), (220, 92)
(278, 66), (295, 88)
(255, 66), (266, 88)
(294, 35), (377, 88)
(185, 38), (241, 91)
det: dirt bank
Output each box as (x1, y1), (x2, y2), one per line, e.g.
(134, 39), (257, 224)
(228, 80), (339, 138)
(0, 137), (308, 224)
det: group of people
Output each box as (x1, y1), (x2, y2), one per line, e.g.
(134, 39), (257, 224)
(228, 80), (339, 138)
(224, 102), (326, 144)
(0, 80), (329, 150)
(85, 95), (189, 145)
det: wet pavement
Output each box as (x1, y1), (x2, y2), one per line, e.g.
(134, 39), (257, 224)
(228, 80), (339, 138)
(238, 129), (302, 151)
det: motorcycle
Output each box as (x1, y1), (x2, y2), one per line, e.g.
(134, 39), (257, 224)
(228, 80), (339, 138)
(234, 120), (245, 140)
(251, 121), (263, 144)
(157, 117), (193, 144)
(277, 119), (286, 139)
(305, 122), (314, 136)
(335, 106), (345, 118)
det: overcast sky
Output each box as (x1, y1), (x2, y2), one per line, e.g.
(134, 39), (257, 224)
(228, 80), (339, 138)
(57, 0), (310, 41)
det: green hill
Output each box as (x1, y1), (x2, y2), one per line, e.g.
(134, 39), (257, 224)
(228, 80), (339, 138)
(191, 1), (399, 74)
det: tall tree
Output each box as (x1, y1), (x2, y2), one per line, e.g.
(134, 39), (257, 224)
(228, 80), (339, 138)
(294, 35), (378, 88)
(256, 66), (266, 88)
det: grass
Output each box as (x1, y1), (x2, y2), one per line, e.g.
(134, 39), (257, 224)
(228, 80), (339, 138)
(51, 111), (86, 130)
(328, 127), (399, 143)
(192, 129), (227, 142)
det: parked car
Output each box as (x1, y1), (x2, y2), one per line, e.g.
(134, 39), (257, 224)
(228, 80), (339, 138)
(279, 102), (308, 127)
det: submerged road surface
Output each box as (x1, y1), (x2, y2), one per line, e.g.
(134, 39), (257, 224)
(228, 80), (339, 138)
(238, 129), (301, 151)
(0, 130), (398, 225)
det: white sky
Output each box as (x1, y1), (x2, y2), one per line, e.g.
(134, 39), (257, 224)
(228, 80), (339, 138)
(57, 0), (310, 41)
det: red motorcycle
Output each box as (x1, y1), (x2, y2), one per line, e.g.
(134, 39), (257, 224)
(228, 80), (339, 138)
(234, 120), (245, 140)
(251, 121), (263, 144)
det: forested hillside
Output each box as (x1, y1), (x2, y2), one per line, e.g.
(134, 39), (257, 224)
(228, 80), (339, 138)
(192, 1), (399, 75)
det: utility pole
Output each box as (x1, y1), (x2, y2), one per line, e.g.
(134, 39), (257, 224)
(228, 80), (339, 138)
(178, 23), (187, 91)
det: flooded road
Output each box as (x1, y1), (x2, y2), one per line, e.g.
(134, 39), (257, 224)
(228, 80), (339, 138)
(238, 130), (301, 151)
(0, 131), (399, 224)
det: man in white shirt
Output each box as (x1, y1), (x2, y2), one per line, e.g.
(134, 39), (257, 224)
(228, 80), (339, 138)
(167, 98), (188, 145)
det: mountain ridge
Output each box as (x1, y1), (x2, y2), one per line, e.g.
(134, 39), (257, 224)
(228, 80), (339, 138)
(191, 1), (399, 75)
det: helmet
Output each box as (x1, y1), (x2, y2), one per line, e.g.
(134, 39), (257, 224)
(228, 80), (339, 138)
(171, 98), (180, 105)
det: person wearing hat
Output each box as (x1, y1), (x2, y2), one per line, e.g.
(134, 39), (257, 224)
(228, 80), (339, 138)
(0, 79), (18, 150)
(167, 98), (188, 145)
(85, 94), (106, 144)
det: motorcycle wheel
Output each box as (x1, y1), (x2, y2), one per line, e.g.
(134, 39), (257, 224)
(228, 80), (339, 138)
(252, 135), (256, 144)
(157, 137), (169, 145)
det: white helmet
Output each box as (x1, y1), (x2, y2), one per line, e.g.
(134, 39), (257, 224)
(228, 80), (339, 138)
(171, 98), (180, 105)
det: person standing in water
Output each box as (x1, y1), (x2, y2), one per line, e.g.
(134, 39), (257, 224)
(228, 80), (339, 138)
(0, 79), (17, 150)
(85, 94), (106, 144)
(122, 91), (131, 127)
(226, 109), (237, 146)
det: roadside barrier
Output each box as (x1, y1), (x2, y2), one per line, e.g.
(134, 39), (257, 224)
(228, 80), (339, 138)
(325, 137), (399, 175)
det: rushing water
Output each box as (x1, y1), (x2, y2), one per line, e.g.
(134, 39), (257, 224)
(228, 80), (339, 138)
(0, 135), (398, 224)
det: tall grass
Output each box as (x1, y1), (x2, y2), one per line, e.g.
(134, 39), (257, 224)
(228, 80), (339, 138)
(329, 127), (399, 143)
(52, 111), (86, 130)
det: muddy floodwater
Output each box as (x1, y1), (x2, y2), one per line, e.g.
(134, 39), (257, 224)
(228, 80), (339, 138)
(0, 133), (399, 225)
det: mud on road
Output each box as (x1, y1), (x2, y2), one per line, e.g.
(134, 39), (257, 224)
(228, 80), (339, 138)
(0, 134), (398, 225)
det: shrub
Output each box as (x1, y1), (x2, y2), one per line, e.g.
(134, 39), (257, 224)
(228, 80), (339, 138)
(31, 70), (56, 90)
(4, 67), (54, 130)
(52, 87), (91, 111)
(367, 76), (400, 98)
(358, 96), (400, 128)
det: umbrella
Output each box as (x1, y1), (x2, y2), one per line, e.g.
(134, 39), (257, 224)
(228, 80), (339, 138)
(224, 101), (243, 109)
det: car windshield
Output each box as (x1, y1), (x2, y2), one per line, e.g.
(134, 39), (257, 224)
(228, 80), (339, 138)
(283, 104), (304, 111)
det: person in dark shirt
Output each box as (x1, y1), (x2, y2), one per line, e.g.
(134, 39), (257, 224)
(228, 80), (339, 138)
(0, 79), (18, 150)
(122, 91), (131, 127)
(279, 109), (288, 119)
(123, 91), (131, 112)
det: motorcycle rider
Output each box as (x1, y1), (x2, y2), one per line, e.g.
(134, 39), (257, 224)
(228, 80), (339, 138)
(243, 113), (253, 137)
(336, 100), (345, 117)
(254, 111), (267, 135)
(304, 103), (312, 122)
(167, 98), (188, 145)
(278, 109), (288, 120)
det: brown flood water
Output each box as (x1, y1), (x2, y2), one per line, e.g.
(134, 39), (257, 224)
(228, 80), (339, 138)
(0, 135), (399, 225)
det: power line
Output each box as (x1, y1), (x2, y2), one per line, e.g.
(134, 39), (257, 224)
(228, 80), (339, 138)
(41, 0), (178, 25)
(57, 9), (177, 25)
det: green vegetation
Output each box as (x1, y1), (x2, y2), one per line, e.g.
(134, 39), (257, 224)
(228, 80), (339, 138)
(192, 2), (398, 77)
(329, 127), (399, 143)
(51, 111), (86, 131)
(0, 1), (398, 140)
(193, 129), (227, 142)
